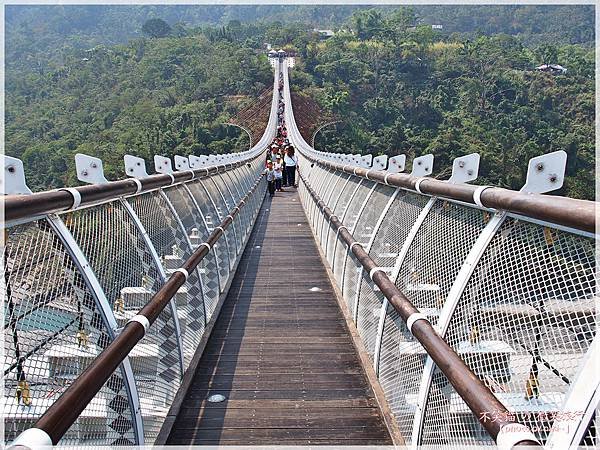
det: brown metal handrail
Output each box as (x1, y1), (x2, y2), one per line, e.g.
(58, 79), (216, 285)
(298, 169), (542, 448)
(301, 155), (596, 234)
(3, 160), (258, 224)
(13, 173), (265, 445)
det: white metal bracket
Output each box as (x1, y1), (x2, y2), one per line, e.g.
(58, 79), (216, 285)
(353, 153), (362, 166)
(188, 155), (201, 169)
(75, 153), (108, 184)
(520, 150), (567, 194)
(448, 153), (480, 184)
(2, 156), (32, 195)
(388, 155), (406, 173)
(361, 154), (373, 168)
(372, 155), (388, 171)
(174, 155), (191, 171)
(410, 154), (434, 177)
(124, 155), (149, 178)
(154, 155), (173, 174)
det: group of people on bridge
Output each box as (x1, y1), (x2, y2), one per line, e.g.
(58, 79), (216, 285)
(265, 73), (298, 197)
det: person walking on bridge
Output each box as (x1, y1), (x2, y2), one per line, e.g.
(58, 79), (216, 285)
(284, 145), (298, 188)
(265, 161), (276, 197)
(274, 156), (284, 192)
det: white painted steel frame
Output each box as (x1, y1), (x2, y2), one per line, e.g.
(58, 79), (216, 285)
(47, 214), (145, 445)
(351, 188), (400, 323)
(409, 211), (506, 447)
(121, 197), (187, 377)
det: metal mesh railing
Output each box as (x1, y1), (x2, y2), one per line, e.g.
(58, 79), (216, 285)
(3, 221), (137, 445)
(296, 162), (598, 448)
(3, 163), (267, 446)
(279, 46), (597, 446)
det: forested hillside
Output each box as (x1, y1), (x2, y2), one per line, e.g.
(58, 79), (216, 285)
(5, 5), (595, 198)
(290, 9), (595, 199)
(6, 36), (271, 189)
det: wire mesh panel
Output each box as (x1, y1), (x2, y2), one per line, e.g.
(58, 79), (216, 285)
(186, 181), (231, 292)
(221, 171), (248, 239)
(326, 176), (360, 265)
(201, 177), (237, 274)
(211, 174), (241, 253)
(138, 187), (208, 370)
(157, 185), (213, 368)
(334, 180), (375, 288)
(395, 200), (488, 328)
(376, 197), (483, 442)
(350, 186), (396, 350)
(420, 217), (597, 446)
(60, 202), (181, 443)
(3, 220), (137, 446)
(317, 173), (350, 247)
(342, 184), (392, 311)
(311, 168), (334, 228)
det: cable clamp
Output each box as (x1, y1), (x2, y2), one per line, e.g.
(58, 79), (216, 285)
(414, 178), (427, 194)
(199, 242), (212, 252)
(369, 267), (385, 279)
(336, 225), (348, 235)
(349, 241), (362, 252)
(167, 173), (175, 184)
(9, 427), (53, 449)
(406, 312), (430, 334)
(215, 226), (225, 233)
(365, 169), (371, 180)
(188, 170), (196, 180)
(175, 268), (189, 280)
(473, 185), (491, 207)
(497, 423), (541, 450)
(130, 178), (143, 194)
(384, 173), (393, 186)
(59, 188), (82, 209)
(226, 214), (234, 221)
(128, 314), (150, 333)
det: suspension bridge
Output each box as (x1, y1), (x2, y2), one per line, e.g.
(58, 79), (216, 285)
(2, 58), (598, 449)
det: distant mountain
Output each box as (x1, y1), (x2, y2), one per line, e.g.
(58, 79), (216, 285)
(6, 5), (594, 71)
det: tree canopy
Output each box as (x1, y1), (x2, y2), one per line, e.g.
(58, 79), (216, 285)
(142, 18), (172, 38)
(5, 6), (595, 199)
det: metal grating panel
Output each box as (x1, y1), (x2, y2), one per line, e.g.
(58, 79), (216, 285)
(3, 221), (136, 445)
(421, 217), (597, 446)
(186, 181), (231, 292)
(60, 202), (181, 442)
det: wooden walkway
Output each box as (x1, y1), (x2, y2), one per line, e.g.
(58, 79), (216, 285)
(166, 188), (392, 445)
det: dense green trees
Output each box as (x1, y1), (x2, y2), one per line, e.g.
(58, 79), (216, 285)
(293, 9), (594, 199)
(5, 5), (595, 199)
(142, 18), (172, 38)
(6, 34), (271, 189)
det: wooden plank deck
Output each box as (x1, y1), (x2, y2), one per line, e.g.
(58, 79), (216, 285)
(166, 188), (392, 445)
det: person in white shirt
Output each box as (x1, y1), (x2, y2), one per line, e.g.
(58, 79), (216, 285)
(274, 157), (284, 192)
(284, 145), (298, 187)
